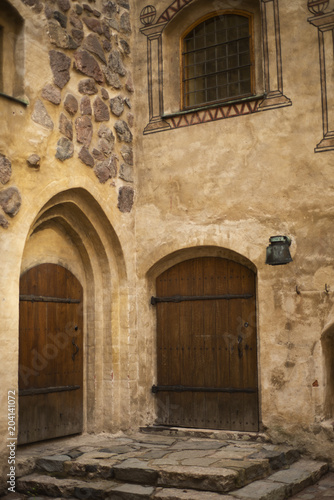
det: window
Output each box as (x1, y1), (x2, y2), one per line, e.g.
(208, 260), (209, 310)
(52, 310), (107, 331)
(182, 13), (253, 109)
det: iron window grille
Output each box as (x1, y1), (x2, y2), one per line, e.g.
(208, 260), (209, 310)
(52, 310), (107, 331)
(182, 13), (253, 109)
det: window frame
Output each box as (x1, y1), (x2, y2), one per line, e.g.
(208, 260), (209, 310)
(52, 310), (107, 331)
(0, 0), (25, 104)
(180, 10), (255, 111)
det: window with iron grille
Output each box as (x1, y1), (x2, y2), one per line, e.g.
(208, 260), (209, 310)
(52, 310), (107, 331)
(182, 13), (253, 109)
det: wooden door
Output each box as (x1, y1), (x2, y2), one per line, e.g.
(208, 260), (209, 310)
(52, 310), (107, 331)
(18, 264), (83, 444)
(153, 257), (258, 431)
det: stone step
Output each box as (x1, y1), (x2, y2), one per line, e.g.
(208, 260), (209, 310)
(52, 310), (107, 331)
(140, 426), (269, 443)
(32, 443), (300, 493)
(17, 473), (155, 499)
(229, 459), (329, 500)
(16, 459), (329, 500)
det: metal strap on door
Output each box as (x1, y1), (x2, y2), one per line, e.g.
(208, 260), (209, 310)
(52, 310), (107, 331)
(152, 385), (257, 394)
(151, 293), (253, 305)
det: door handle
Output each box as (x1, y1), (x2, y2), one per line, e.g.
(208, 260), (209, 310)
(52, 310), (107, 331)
(72, 338), (79, 361)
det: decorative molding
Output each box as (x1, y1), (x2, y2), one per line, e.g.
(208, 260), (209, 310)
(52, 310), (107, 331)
(308, 11), (334, 153)
(166, 99), (261, 130)
(258, 0), (292, 111)
(140, 0), (292, 134)
(157, 0), (193, 23)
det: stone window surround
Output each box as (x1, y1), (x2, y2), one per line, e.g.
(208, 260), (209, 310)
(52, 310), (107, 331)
(140, 0), (292, 135)
(308, 11), (334, 153)
(0, 0), (27, 105)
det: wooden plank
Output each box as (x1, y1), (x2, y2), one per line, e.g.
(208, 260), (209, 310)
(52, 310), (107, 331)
(215, 258), (231, 429)
(227, 260), (245, 431)
(18, 264), (83, 444)
(179, 259), (195, 427)
(156, 270), (169, 424)
(166, 263), (183, 426)
(241, 266), (258, 431)
(202, 257), (218, 428)
(191, 258), (206, 428)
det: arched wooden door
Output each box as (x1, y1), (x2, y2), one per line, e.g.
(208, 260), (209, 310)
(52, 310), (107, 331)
(153, 257), (258, 431)
(18, 264), (83, 444)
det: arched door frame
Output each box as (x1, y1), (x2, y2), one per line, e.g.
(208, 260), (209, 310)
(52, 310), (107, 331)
(144, 245), (261, 430)
(19, 187), (128, 436)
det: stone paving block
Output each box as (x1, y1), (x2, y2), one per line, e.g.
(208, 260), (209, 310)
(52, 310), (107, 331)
(108, 483), (155, 499)
(140, 449), (172, 460)
(63, 456), (117, 479)
(180, 456), (227, 467)
(18, 473), (117, 498)
(211, 446), (259, 460)
(154, 487), (232, 499)
(152, 449), (217, 466)
(36, 454), (71, 473)
(169, 439), (227, 451)
(212, 459), (270, 485)
(113, 458), (159, 484)
(133, 442), (171, 449)
(74, 451), (116, 460)
(229, 478), (287, 500)
(267, 460), (329, 496)
(319, 472), (334, 486)
(248, 449), (287, 470)
(99, 445), (136, 454)
(157, 465), (239, 493)
(133, 433), (179, 445)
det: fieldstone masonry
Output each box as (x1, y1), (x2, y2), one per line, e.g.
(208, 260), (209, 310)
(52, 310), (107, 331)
(0, 0), (135, 219)
(0, 154), (12, 185)
(0, 154), (22, 227)
(0, 187), (22, 217)
(17, 0), (135, 214)
(32, 99), (54, 129)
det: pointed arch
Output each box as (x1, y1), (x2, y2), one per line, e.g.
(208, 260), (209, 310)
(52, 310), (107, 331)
(20, 188), (128, 436)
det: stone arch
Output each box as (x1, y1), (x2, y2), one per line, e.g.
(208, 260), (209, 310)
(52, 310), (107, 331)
(20, 187), (128, 434)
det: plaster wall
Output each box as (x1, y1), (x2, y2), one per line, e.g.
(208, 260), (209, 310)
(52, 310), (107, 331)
(132, 0), (334, 462)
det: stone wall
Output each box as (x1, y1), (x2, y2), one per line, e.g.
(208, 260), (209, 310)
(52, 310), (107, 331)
(0, 0), (137, 489)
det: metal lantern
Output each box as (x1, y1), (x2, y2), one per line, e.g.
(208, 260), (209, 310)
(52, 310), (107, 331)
(265, 236), (293, 266)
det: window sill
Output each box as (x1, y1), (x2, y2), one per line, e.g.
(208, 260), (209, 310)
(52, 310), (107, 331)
(162, 94), (266, 119)
(143, 91), (291, 134)
(0, 92), (29, 106)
